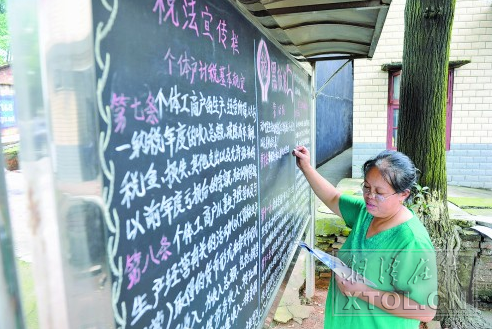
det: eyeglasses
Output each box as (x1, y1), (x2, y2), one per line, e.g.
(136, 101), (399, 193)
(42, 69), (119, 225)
(361, 183), (397, 202)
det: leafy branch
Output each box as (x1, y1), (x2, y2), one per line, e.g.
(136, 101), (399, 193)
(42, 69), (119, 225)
(405, 183), (433, 217)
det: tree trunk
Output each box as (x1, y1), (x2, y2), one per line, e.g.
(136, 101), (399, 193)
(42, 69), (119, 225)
(398, 0), (487, 328)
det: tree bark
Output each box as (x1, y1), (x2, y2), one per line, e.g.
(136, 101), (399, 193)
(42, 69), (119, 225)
(398, 1), (487, 328)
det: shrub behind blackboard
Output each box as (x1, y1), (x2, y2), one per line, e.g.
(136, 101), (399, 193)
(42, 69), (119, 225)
(3, 143), (19, 171)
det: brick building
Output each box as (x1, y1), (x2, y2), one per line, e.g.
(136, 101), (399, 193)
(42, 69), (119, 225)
(351, 0), (492, 189)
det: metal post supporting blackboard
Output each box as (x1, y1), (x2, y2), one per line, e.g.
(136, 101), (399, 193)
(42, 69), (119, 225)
(304, 64), (317, 300)
(8, 0), (114, 328)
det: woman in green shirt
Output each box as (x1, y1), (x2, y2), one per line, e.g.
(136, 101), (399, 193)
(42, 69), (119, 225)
(292, 146), (438, 329)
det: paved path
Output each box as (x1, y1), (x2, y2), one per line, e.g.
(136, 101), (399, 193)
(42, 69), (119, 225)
(316, 148), (353, 187)
(3, 169), (32, 262)
(315, 148), (353, 209)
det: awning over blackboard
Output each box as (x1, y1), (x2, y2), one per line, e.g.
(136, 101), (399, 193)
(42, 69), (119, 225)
(237, 0), (392, 62)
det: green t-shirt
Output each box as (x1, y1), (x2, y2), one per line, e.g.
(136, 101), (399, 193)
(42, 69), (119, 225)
(324, 194), (438, 329)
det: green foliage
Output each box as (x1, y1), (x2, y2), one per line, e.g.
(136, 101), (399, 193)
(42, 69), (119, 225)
(16, 260), (39, 329)
(3, 142), (18, 154)
(0, 0), (9, 65)
(3, 143), (19, 170)
(405, 183), (433, 217)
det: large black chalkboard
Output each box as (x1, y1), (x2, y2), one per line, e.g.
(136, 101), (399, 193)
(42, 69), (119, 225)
(93, 1), (312, 328)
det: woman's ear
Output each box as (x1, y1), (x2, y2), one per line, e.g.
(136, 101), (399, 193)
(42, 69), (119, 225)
(401, 189), (411, 202)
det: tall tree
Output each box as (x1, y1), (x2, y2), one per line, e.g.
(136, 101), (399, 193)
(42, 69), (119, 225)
(398, 0), (486, 328)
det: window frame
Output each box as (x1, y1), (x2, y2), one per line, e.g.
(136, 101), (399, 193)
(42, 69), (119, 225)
(387, 71), (400, 150)
(387, 69), (453, 151)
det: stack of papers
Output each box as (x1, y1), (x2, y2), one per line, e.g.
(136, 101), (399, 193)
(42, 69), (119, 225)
(298, 241), (377, 288)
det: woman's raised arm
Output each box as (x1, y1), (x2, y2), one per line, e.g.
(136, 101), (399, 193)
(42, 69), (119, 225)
(292, 146), (342, 218)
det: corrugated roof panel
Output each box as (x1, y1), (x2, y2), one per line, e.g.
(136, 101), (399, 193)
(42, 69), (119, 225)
(236, 0), (392, 61)
(284, 24), (374, 46)
(272, 9), (380, 29)
(264, 0), (362, 10)
(298, 41), (370, 58)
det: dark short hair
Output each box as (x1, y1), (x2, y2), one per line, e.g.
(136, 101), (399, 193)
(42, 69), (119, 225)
(362, 150), (417, 193)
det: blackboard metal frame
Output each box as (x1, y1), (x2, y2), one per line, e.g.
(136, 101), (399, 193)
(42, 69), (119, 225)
(306, 65), (317, 302)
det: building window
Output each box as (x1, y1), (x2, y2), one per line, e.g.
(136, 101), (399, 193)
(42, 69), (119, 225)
(387, 70), (453, 150)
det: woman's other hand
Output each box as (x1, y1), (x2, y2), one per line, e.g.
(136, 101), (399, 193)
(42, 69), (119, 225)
(335, 273), (370, 297)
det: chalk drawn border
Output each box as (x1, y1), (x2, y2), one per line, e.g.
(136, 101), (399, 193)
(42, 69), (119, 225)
(94, 0), (127, 328)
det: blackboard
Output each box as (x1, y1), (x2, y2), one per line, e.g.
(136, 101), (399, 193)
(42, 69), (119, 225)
(93, 1), (312, 328)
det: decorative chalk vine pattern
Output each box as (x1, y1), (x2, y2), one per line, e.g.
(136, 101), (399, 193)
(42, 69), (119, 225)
(95, 0), (127, 328)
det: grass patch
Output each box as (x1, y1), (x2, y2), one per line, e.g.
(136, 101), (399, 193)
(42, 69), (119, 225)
(341, 190), (362, 197)
(3, 143), (19, 154)
(448, 197), (492, 209)
(464, 208), (492, 216)
(16, 260), (38, 329)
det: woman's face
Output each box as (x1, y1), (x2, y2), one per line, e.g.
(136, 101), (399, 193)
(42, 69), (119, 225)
(362, 167), (406, 218)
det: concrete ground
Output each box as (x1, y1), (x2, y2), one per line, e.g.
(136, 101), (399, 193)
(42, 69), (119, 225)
(3, 168), (31, 263)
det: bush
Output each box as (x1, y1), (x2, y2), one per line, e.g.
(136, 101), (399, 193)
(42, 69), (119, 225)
(3, 143), (19, 171)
